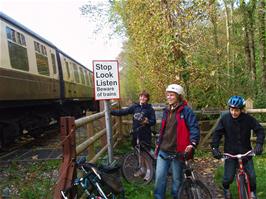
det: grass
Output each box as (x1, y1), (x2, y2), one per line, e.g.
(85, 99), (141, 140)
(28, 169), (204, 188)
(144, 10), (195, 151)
(2, 139), (265, 199)
(0, 160), (60, 198)
(123, 181), (154, 199)
(214, 153), (266, 198)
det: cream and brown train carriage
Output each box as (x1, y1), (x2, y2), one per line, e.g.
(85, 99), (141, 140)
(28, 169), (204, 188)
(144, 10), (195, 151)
(0, 12), (97, 148)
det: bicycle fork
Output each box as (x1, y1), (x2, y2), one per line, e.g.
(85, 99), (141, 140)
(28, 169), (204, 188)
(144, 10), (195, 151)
(236, 159), (251, 199)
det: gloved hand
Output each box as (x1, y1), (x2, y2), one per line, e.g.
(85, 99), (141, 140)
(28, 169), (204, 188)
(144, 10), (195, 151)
(185, 142), (196, 153)
(254, 143), (263, 155)
(140, 117), (149, 125)
(212, 148), (222, 159)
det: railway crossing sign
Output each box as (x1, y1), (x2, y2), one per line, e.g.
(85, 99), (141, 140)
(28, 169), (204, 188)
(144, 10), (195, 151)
(93, 60), (120, 100)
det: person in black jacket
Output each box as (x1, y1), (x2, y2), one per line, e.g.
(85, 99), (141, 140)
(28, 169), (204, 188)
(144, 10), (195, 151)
(111, 90), (156, 148)
(111, 90), (156, 179)
(211, 96), (265, 199)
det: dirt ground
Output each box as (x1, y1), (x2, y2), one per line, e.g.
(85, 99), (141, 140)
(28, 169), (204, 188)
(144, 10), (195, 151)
(192, 157), (224, 199)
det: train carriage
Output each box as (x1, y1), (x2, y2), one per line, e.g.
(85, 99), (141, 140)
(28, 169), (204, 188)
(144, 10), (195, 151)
(0, 12), (97, 149)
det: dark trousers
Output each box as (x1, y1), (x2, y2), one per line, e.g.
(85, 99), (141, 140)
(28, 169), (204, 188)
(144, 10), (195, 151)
(223, 158), (256, 192)
(132, 131), (151, 149)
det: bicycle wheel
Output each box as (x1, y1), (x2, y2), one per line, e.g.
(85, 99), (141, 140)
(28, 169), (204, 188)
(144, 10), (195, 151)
(178, 179), (213, 199)
(238, 174), (249, 199)
(193, 180), (212, 199)
(178, 179), (194, 199)
(122, 151), (154, 184)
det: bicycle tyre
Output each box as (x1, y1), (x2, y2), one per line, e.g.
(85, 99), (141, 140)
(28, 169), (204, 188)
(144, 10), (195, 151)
(193, 180), (212, 199)
(239, 174), (249, 199)
(122, 151), (154, 185)
(178, 179), (213, 199)
(178, 179), (194, 199)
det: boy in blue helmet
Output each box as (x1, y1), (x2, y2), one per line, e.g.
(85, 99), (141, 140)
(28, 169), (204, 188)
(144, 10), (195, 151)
(211, 96), (265, 199)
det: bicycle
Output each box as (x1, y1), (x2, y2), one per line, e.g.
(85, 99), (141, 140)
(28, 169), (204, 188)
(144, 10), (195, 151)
(121, 129), (157, 185)
(61, 157), (124, 199)
(161, 152), (213, 199)
(223, 150), (255, 199)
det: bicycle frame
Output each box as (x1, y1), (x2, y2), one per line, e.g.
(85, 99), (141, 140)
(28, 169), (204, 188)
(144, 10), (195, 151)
(183, 159), (196, 180)
(80, 164), (109, 199)
(135, 137), (155, 174)
(133, 127), (157, 166)
(61, 157), (122, 199)
(223, 150), (255, 199)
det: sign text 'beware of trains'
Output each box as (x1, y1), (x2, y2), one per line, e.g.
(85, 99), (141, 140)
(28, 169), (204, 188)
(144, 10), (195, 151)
(93, 60), (120, 100)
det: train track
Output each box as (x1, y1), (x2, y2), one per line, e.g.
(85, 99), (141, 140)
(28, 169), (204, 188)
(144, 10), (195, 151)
(0, 128), (62, 163)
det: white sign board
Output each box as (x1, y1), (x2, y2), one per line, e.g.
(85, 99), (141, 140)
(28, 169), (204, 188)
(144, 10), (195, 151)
(93, 60), (120, 100)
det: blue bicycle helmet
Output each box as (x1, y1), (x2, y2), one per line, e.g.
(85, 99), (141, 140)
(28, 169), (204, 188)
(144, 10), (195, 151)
(227, 96), (246, 109)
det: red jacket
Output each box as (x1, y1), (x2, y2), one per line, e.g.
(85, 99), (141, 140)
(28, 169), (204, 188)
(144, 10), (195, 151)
(155, 101), (200, 156)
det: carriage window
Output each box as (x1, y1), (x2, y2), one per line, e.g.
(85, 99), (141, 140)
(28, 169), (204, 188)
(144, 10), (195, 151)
(6, 27), (29, 71)
(51, 53), (57, 74)
(34, 41), (49, 76)
(34, 41), (40, 53)
(65, 61), (70, 78)
(21, 34), (26, 46)
(73, 63), (80, 83)
(7, 42), (29, 71)
(83, 69), (88, 85)
(6, 27), (16, 43)
(84, 69), (88, 85)
(85, 70), (92, 86)
(79, 67), (85, 84)
(41, 45), (47, 56)
(6, 27), (14, 41)
(35, 53), (49, 76)
(16, 32), (22, 45)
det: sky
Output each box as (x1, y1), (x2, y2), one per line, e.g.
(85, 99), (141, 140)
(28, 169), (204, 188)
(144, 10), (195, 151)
(0, 0), (123, 70)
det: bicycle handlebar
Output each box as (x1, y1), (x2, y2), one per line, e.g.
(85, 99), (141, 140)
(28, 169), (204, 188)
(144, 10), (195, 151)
(160, 152), (190, 160)
(223, 150), (255, 160)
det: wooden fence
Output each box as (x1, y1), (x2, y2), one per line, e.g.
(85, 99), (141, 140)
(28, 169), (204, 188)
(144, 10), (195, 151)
(53, 103), (122, 199)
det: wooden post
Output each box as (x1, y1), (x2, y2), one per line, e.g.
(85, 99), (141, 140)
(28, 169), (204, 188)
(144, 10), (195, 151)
(86, 111), (95, 160)
(54, 117), (76, 199)
(198, 116), (221, 149)
(117, 102), (123, 140)
(245, 98), (254, 109)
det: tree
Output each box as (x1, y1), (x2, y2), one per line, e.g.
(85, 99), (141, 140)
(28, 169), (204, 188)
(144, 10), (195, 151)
(81, 0), (265, 108)
(240, 0), (257, 84)
(258, 0), (266, 91)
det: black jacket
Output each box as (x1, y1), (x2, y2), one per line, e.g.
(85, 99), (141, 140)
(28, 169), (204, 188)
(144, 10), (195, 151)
(211, 111), (265, 154)
(111, 103), (156, 144)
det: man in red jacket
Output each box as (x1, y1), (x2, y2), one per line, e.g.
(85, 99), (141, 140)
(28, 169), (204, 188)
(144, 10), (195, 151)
(154, 84), (200, 199)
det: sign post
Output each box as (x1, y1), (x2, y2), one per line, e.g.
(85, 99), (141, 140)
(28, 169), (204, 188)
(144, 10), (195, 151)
(93, 60), (120, 164)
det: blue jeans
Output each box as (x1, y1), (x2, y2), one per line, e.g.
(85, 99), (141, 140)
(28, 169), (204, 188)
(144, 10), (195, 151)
(223, 158), (256, 191)
(154, 150), (184, 199)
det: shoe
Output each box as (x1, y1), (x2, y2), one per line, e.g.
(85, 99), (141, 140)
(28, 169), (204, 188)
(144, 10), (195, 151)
(223, 189), (232, 199)
(250, 191), (257, 199)
(134, 168), (145, 177)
